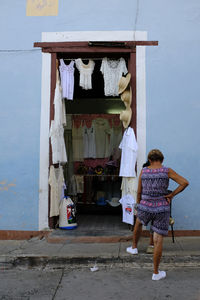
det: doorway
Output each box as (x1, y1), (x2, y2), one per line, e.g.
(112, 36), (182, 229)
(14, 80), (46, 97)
(35, 31), (153, 231)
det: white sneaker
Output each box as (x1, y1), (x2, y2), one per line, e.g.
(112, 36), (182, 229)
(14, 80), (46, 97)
(152, 270), (166, 281)
(126, 246), (138, 255)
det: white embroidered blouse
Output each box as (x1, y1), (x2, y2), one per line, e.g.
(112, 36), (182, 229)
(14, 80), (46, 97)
(100, 57), (128, 96)
(75, 59), (95, 90)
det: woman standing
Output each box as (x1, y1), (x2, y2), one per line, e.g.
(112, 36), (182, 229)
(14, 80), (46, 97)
(126, 149), (189, 280)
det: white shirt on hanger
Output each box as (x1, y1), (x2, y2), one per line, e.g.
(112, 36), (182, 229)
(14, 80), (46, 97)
(75, 59), (95, 90)
(119, 127), (138, 177)
(119, 194), (136, 225)
(100, 57), (128, 96)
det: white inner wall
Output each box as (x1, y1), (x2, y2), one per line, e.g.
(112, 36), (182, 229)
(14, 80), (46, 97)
(39, 31), (147, 230)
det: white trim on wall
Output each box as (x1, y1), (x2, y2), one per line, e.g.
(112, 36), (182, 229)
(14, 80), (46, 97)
(39, 31), (147, 230)
(39, 52), (51, 230)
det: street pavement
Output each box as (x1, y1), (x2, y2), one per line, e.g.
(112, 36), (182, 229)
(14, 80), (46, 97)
(0, 236), (199, 299)
(0, 236), (200, 269)
(0, 266), (200, 299)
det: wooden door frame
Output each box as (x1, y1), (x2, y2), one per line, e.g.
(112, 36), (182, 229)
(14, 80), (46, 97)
(35, 38), (158, 229)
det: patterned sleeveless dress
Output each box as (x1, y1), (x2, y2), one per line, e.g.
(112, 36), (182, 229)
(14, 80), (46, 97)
(137, 166), (170, 236)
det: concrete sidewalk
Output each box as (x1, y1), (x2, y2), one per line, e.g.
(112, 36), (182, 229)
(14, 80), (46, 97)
(0, 236), (199, 269)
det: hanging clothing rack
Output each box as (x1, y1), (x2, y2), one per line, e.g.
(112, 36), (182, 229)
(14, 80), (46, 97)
(63, 57), (124, 61)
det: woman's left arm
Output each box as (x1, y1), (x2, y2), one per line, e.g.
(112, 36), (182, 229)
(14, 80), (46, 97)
(165, 168), (189, 203)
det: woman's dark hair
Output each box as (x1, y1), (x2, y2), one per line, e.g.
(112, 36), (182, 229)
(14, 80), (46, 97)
(143, 160), (150, 168)
(147, 149), (164, 163)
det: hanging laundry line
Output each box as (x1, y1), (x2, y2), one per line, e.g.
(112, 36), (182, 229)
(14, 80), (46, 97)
(62, 57), (125, 61)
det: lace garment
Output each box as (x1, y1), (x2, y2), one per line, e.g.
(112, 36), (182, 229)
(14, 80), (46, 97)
(50, 120), (67, 164)
(75, 59), (95, 90)
(100, 57), (128, 96)
(59, 59), (75, 100)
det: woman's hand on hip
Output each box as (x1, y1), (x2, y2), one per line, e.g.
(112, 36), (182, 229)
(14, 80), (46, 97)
(164, 193), (174, 204)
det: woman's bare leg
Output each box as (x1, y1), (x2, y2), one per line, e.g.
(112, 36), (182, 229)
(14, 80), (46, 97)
(149, 233), (154, 246)
(153, 232), (163, 274)
(132, 218), (143, 248)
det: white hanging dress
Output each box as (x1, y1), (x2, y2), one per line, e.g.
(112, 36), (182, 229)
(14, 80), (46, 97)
(50, 121), (67, 164)
(59, 59), (75, 100)
(49, 79), (67, 164)
(49, 165), (65, 217)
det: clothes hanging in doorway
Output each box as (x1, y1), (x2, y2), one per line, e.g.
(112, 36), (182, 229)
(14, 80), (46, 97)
(100, 57), (128, 96)
(48, 165), (65, 217)
(119, 127), (138, 177)
(121, 177), (138, 201)
(54, 76), (66, 126)
(119, 194), (135, 225)
(49, 78), (67, 164)
(72, 115), (122, 160)
(75, 59), (95, 90)
(93, 118), (111, 158)
(72, 124), (84, 162)
(83, 124), (96, 159)
(59, 59), (75, 100)
(50, 121), (67, 164)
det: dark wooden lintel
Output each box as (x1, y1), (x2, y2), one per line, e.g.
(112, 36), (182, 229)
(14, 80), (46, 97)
(34, 40), (158, 53)
(42, 47), (135, 53)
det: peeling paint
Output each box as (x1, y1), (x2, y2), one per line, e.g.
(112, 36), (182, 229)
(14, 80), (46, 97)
(26, 0), (58, 16)
(0, 180), (16, 192)
(0, 181), (7, 185)
(2, 186), (8, 191)
(7, 183), (16, 187)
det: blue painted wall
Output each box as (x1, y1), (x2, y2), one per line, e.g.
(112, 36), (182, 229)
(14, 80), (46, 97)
(0, 0), (199, 230)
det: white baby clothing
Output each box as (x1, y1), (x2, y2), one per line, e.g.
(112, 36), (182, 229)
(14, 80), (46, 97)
(50, 121), (67, 164)
(119, 194), (136, 225)
(119, 127), (138, 177)
(75, 59), (95, 90)
(59, 59), (75, 100)
(49, 165), (65, 217)
(100, 57), (128, 96)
